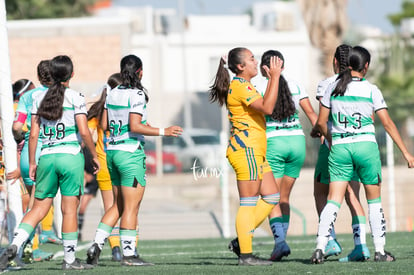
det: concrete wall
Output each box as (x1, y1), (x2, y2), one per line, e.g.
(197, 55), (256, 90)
(8, 17), (130, 98)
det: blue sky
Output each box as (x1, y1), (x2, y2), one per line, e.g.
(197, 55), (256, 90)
(114, 0), (404, 33)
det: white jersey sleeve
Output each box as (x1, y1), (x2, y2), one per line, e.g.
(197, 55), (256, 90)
(130, 90), (146, 116)
(316, 74), (338, 100)
(320, 80), (336, 109)
(106, 87), (146, 152)
(371, 84), (388, 111)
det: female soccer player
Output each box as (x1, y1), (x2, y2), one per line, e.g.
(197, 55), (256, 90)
(0, 55), (100, 271)
(78, 73), (123, 261)
(310, 46), (414, 264)
(12, 61), (61, 263)
(86, 54), (182, 266)
(258, 50), (317, 261)
(313, 44), (370, 262)
(209, 47), (284, 266)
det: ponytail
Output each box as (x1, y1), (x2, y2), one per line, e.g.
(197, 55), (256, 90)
(209, 57), (230, 106)
(271, 75), (295, 120)
(37, 55), (73, 120)
(120, 55), (148, 102)
(209, 47), (247, 107)
(332, 46), (371, 97)
(332, 68), (352, 97)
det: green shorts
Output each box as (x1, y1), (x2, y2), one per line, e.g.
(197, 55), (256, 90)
(315, 143), (360, 184)
(106, 149), (146, 187)
(35, 152), (84, 199)
(329, 142), (381, 184)
(266, 135), (306, 179)
(314, 143), (330, 184)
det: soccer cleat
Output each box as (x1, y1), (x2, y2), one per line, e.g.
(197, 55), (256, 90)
(324, 239), (342, 258)
(33, 249), (54, 262)
(112, 246), (122, 262)
(86, 243), (102, 266)
(62, 258), (94, 270)
(228, 238), (240, 257)
(0, 245), (18, 271)
(238, 254), (273, 266)
(121, 255), (154, 266)
(310, 249), (324, 264)
(8, 257), (25, 271)
(339, 244), (370, 262)
(39, 232), (62, 245)
(23, 243), (33, 264)
(269, 241), (291, 261)
(374, 251), (396, 262)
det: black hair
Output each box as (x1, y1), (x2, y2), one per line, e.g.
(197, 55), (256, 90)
(12, 79), (33, 101)
(209, 47), (247, 106)
(334, 44), (352, 73)
(37, 55), (73, 120)
(260, 50), (295, 121)
(120, 54), (148, 102)
(88, 73), (122, 121)
(37, 60), (53, 87)
(332, 46), (371, 97)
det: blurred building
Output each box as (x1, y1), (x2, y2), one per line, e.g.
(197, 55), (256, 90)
(7, 1), (317, 131)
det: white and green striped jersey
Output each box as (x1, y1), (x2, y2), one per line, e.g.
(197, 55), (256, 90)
(317, 74), (338, 147)
(316, 74), (338, 100)
(32, 88), (87, 156)
(105, 85), (147, 152)
(321, 77), (387, 145)
(257, 76), (309, 138)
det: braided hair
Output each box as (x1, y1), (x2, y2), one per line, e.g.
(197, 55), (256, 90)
(37, 55), (73, 120)
(332, 46), (371, 97)
(334, 44), (352, 74)
(37, 60), (53, 87)
(260, 50), (295, 121)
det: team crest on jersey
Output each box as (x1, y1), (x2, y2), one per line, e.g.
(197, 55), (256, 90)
(246, 96), (256, 102)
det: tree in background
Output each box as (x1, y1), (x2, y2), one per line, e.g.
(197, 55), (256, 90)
(5, 0), (98, 19)
(297, 0), (348, 76)
(388, 0), (414, 27)
(373, 0), (414, 161)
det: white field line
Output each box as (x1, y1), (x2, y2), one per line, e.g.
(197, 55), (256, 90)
(51, 239), (316, 259)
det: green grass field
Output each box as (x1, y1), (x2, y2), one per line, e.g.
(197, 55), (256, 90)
(3, 232), (413, 274)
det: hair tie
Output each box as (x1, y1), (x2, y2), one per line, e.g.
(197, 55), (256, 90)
(16, 80), (32, 98)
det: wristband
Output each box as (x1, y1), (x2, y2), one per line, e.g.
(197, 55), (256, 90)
(159, 128), (165, 136)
